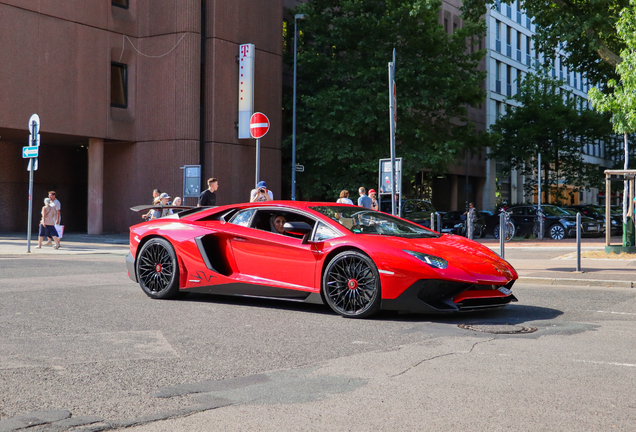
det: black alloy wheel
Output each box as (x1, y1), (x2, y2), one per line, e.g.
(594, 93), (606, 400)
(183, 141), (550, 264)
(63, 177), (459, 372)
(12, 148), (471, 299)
(322, 251), (381, 318)
(136, 238), (180, 299)
(549, 224), (566, 240)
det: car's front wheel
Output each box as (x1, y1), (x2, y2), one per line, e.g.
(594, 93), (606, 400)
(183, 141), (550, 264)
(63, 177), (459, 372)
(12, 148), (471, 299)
(322, 251), (381, 318)
(549, 224), (566, 240)
(136, 238), (180, 299)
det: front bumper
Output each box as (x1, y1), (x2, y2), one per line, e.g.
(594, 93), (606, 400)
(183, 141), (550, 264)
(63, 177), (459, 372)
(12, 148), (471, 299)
(381, 279), (517, 314)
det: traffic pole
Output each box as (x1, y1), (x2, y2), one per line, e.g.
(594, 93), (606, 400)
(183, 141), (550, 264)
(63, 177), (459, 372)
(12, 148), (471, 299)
(255, 138), (260, 189)
(499, 211), (505, 259)
(576, 212), (581, 272)
(27, 162), (34, 253)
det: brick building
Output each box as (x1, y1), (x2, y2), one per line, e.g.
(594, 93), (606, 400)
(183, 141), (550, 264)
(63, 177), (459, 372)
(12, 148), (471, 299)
(0, 0), (283, 234)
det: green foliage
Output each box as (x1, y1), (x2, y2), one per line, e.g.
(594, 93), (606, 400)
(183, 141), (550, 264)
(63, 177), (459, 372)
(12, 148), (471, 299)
(489, 72), (613, 199)
(283, 0), (487, 201)
(457, 0), (628, 84)
(589, 1), (636, 136)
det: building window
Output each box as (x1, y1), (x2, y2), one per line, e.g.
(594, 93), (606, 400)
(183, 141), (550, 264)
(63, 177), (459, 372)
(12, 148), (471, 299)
(495, 61), (501, 94)
(506, 26), (512, 57)
(495, 20), (501, 52)
(506, 66), (512, 97)
(111, 62), (128, 108)
(496, 101), (502, 120)
(112, 0), (129, 9)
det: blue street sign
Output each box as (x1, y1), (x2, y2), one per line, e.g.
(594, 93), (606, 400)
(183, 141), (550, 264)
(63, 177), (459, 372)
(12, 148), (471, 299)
(23, 146), (39, 158)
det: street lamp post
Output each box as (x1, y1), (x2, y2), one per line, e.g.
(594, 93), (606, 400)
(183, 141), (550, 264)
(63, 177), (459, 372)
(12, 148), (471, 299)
(291, 13), (305, 201)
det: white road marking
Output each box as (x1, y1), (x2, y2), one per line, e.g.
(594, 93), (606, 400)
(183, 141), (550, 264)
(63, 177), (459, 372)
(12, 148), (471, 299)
(573, 359), (636, 368)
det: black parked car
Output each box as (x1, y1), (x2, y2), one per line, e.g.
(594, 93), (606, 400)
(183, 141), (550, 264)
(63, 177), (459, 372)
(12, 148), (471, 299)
(504, 205), (603, 239)
(439, 210), (486, 237)
(380, 199), (436, 228)
(564, 205), (621, 235)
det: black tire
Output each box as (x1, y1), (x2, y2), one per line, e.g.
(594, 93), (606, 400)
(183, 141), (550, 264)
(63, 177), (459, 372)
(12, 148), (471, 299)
(494, 223), (515, 241)
(136, 238), (180, 299)
(549, 224), (566, 240)
(322, 251), (381, 318)
(493, 225), (500, 239)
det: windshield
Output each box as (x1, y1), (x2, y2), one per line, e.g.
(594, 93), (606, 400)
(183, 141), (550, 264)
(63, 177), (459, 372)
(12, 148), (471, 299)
(309, 206), (440, 238)
(540, 205), (572, 217)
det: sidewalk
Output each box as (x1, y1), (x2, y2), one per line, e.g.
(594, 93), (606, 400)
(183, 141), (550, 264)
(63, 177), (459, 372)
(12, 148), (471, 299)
(474, 236), (636, 288)
(0, 232), (634, 287)
(0, 232), (129, 256)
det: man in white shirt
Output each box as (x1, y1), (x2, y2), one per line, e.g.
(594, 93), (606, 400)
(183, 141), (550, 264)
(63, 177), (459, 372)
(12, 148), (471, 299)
(46, 191), (61, 245)
(250, 180), (273, 202)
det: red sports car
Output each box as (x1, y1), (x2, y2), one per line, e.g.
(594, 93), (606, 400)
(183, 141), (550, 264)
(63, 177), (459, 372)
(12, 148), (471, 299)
(127, 201), (518, 318)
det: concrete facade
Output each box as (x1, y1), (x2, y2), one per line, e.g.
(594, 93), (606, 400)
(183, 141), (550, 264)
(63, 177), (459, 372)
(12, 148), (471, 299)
(0, 0), (283, 233)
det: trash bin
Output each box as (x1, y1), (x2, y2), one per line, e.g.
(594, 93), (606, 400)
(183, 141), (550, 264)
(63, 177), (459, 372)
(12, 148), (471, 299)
(623, 216), (635, 247)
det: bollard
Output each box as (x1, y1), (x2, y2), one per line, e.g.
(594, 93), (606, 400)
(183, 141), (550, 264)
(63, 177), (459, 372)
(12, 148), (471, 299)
(499, 211), (505, 259)
(576, 212), (581, 272)
(431, 212), (435, 231)
(437, 213), (441, 234)
(467, 208), (474, 240)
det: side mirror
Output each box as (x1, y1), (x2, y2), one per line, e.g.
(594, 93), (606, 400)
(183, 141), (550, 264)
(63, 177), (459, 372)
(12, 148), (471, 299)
(284, 221), (313, 235)
(284, 221), (313, 244)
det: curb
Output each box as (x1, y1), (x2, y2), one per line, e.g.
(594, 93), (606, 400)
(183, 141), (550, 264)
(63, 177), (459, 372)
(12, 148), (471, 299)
(518, 277), (635, 289)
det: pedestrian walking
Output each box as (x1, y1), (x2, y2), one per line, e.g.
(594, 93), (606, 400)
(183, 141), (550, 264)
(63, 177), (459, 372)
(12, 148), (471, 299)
(151, 193), (171, 219)
(357, 187), (372, 209)
(336, 190), (354, 205)
(46, 191), (62, 245)
(37, 198), (60, 249)
(250, 181), (273, 202)
(142, 189), (161, 220)
(198, 178), (219, 207)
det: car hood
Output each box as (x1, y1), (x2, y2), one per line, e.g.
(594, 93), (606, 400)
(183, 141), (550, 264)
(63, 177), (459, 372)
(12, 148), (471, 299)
(372, 234), (517, 283)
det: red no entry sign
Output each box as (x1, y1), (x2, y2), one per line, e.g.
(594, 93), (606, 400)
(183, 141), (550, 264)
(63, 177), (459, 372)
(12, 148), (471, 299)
(250, 112), (270, 139)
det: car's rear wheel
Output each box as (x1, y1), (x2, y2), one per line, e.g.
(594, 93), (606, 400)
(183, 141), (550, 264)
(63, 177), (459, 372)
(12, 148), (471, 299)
(322, 251), (381, 318)
(549, 224), (566, 240)
(136, 238), (180, 299)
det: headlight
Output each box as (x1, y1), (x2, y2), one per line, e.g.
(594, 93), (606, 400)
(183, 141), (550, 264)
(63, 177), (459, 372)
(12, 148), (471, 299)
(403, 250), (448, 269)
(612, 219), (617, 225)
(454, 223), (463, 228)
(562, 221), (575, 227)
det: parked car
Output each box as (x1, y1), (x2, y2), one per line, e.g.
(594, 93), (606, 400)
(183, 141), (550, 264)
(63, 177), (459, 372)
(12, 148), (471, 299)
(439, 210), (486, 238)
(564, 204), (621, 235)
(380, 198), (436, 228)
(502, 205), (603, 239)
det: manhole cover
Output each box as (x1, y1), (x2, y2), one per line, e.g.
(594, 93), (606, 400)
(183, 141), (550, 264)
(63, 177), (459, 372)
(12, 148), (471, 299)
(458, 324), (537, 334)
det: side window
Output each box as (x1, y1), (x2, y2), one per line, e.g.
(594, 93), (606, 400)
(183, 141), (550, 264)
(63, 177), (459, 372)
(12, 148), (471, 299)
(511, 207), (525, 216)
(229, 209), (256, 227)
(314, 222), (340, 242)
(527, 207), (536, 216)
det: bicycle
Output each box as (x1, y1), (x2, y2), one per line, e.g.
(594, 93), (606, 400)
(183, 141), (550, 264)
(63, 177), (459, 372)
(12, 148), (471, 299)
(493, 209), (515, 242)
(533, 207), (545, 239)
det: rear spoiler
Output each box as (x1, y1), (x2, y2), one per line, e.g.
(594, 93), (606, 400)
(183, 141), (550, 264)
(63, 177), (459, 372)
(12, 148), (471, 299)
(130, 205), (198, 213)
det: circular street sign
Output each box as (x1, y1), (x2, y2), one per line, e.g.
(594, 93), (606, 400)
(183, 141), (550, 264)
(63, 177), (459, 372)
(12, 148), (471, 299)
(28, 113), (40, 135)
(250, 112), (270, 139)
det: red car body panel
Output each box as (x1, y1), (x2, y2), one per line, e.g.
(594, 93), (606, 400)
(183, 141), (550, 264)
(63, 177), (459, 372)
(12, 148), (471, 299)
(127, 201), (518, 314)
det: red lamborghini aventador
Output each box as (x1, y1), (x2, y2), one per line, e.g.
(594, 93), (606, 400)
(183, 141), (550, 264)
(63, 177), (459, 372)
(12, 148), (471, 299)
(127, 201), (518, 318)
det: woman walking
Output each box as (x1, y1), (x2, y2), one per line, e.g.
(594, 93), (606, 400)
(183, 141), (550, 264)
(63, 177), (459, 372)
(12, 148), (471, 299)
(37, 198), (61, 249)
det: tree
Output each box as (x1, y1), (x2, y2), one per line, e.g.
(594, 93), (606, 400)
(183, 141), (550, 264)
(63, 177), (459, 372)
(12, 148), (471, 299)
(283, 0), (487, 200)
(489, 72), (613, 203)
(589, 0), (636, 222)
(458, 0), (629, 84)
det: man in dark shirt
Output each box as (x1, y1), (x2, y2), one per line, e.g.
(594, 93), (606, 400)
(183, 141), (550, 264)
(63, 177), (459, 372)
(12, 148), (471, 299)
(198, 177), (219, 207)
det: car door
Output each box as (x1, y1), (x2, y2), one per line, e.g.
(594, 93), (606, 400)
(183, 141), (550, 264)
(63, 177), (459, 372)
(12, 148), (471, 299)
(509, 207), (528, 234)
(227, 209), (318, 290)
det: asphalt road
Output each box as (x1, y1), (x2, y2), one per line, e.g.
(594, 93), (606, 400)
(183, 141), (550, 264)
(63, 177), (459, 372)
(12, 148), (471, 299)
(1, 251), (635, 431)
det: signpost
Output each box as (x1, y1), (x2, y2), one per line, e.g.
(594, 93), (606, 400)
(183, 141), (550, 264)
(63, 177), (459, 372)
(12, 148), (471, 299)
(26, 114), (40, 253)
(379, 157), (402, 216)
(250, 112), (270, 187)
(387, 49), (397, 216)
